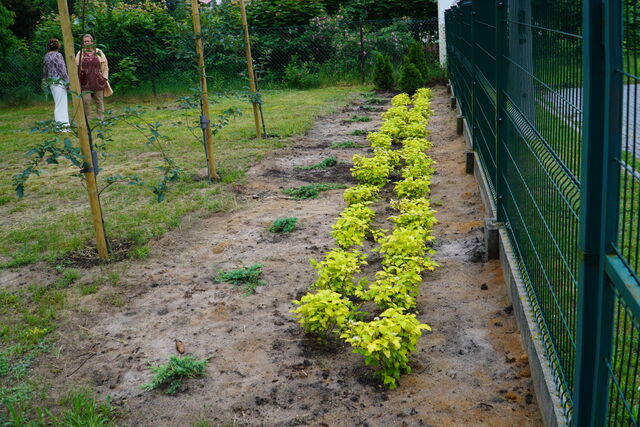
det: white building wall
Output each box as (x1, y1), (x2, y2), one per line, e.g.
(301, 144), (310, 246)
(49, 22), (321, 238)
(438, 0), (458, 65)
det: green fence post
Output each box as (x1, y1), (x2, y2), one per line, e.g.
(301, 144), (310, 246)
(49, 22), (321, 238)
(574, 0), (617, 423)
(595, 0), (623, 423)
(494, 0), (506, 222)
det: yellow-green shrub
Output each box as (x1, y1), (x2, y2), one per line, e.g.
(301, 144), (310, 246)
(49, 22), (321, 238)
(412, 88), (432, 101)
(332, 203), (376, 248)
(340, 307), (431, 389)
(390, 198), (438, 231)
(382, 106), (409, 122)
(351, 154), (394, 187)
(380, 117), (405, 141)
(401, 160), (435, 180)
(311, 248), (368, 296)
(366, 131), (393, 150)
(343, 185), (381, 206)
(365, 269), (422, 310)
(399, 122), (428, 140)
(391, 93), (412, 107)
(376, 227), (437, 274)
(292, 290), (353, 342)
(394, 176), (431, 199)
(400, 137), (432, 153)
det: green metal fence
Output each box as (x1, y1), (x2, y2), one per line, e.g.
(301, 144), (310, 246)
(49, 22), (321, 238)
(446, 0), (640, 424)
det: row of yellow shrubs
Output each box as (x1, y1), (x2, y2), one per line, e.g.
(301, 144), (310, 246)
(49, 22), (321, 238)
(292, 89), (437, 389)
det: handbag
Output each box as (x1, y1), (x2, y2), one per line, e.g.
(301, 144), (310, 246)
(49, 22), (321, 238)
(104, 80), (113, 97)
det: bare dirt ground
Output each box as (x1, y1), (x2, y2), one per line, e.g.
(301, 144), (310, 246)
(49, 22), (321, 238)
(6, 85), (543, 426)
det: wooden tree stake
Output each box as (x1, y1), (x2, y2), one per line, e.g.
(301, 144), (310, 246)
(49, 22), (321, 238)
(56, 0), (109, 260)
(191, 0), (217, 180)
(238, 0), (262, 139)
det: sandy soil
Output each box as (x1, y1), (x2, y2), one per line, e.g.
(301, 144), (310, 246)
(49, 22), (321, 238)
(7, 86), (543, 426)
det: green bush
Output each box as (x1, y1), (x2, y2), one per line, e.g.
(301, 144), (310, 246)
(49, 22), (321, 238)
(111, 56), (139, 92)
(372, 54), (394, 90)
(423, 62), (448, 86)
(398, 62), (423, 96)
(284, 56), (321, 89)
(406, 41), (428, 82)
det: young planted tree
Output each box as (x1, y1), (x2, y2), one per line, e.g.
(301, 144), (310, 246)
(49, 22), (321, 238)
(406, 41), (428, 84)
(398, 61), (423, 96)
(372, 54), (394, 90)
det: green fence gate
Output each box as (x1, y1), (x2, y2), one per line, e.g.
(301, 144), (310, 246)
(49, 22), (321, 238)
(446, 0), (640, 424)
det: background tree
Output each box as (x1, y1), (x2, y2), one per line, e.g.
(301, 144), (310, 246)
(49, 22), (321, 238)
(337, 0), (436, 22)
(246, 0), (325, 28)
(2, 0), (55, 38)
(0, 4), (19, 52)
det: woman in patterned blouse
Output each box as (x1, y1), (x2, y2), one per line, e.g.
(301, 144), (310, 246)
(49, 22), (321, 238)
(42, 38), (70, 130)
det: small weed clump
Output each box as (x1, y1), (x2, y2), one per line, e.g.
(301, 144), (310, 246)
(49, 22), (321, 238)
(269, 217), (299, 233)
(80, 283), (99, 295)
(54, 269), (81, 289)
(283, 183), (346, 200)
(215, 264), (267, 295)
(58, 389), (118, 426)
(129, 246), (150, 260)
(331, 141), (358, 149)
(346, 115), (371, 123)
(298, 156), (338, 170)
(362, 92), (386, 104)
(361, 105), (381, 112)
(142, 355), (208, 395)
(349, 129), (368, 136)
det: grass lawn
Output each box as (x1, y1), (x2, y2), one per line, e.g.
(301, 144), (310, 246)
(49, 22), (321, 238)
(0, 84), (367, 424)
(0, 85), (367, 268)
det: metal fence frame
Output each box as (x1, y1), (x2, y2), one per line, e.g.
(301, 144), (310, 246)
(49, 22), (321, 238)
(446, 0), (640, 424)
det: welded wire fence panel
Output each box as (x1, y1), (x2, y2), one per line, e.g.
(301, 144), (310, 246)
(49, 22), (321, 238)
(502, 0), (582, 415)
(448, 0), (640, 422)
(457, 2), (474, 121)
(607, 291), (640, 425)
(606, 0), (640, 424)
(445, 4), (473, 122)
(616, 0), (640, 286)
(471, 0), (497, 197)
(447, 0), (583, 421)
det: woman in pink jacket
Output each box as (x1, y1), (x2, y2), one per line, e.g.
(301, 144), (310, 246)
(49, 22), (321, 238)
(75, 34), (112, 121)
